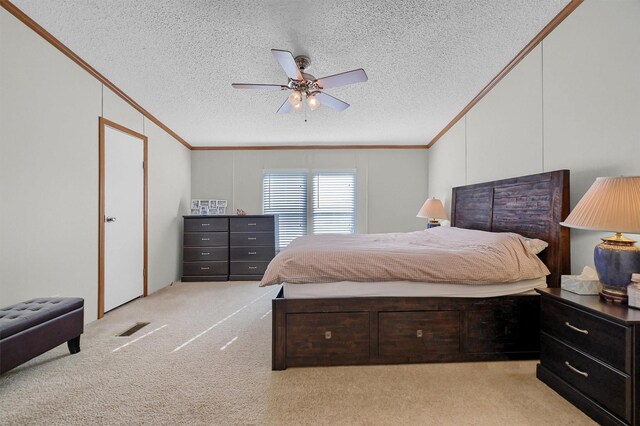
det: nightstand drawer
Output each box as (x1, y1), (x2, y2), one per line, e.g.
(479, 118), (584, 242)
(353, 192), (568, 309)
(541, 297), (629, 372)
(541, 333), (632, 422)
(184, 232), (228, 247)
(183, 261), (228, 276)
(184, 217), (228, 232)
(230, 217), (274, 232)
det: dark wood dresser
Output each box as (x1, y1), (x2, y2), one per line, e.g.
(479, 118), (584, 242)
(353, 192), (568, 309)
(229, 215), (276, 281)
(182, 216), (229, 281)
(536, 288), (640, 425)
(182, 215), (276, 282)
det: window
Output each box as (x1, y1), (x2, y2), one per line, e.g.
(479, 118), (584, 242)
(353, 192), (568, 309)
(312, 171), (356, 234)
(263, 171), (307, 250)
(263, 170), (356, 249)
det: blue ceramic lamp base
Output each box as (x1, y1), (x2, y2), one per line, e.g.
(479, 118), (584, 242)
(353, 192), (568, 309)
(595, 234), (640, 304)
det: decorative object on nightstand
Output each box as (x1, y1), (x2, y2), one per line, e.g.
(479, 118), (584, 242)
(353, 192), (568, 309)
(628, 274), (640, 309)
(560, 266), (602, 295)
(416, 198), (448, 229)
(560, 176), (640, 304)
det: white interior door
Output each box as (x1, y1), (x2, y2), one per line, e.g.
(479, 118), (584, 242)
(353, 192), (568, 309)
(104, 126), (144, 312)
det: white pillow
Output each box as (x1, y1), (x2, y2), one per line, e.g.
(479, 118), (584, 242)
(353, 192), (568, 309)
(522, 237), (549, 255)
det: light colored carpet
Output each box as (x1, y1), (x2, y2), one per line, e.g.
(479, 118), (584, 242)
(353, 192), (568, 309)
(0, 281), (594, 425)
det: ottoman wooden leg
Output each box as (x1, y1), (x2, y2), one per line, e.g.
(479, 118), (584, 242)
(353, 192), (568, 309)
(67, 336), (81, 354)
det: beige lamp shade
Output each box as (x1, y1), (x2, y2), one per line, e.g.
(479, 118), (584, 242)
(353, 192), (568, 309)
(416, 198), (448, 220)
(560, 176), (640, 234)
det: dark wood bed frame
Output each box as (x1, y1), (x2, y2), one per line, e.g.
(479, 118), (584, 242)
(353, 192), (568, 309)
(272, 170), (570, 370)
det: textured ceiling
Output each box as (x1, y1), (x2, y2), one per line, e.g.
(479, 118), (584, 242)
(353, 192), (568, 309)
(12, 0), (570, 147)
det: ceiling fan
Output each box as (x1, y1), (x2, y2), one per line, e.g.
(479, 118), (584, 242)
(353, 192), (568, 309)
(232, 49), (368, 114)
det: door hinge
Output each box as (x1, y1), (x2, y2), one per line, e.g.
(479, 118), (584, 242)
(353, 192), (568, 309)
(142, 160), (145, 169)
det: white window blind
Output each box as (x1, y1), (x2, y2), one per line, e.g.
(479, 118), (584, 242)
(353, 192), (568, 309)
(263, 171), (308, 250)
(312, 171), (356, 234)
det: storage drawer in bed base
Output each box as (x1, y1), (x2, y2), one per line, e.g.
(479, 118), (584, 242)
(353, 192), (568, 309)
(272, 288), (541, 370)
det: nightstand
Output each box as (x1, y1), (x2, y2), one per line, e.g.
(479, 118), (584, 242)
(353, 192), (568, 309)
(536, 288), (640, 425)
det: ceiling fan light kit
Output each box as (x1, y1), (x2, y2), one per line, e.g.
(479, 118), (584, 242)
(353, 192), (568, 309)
(232, 49), (368, 114)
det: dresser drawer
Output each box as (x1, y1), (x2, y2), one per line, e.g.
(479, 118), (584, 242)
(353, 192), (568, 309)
(379, 311), (460, 357)
(184, 217), (228, 232)
(183, 261), (228, 276)
(184, 247), (228, 262)
(230, 217), (274, 233)
(229, 261), (269, 275)
(229, 232), (274, 247)
(286, 313), (369, 360)
(184, 232), (228, 247)
(541, 297), (629, 372)
(540, 333), (632, 422)
(230, 246), (275, 261)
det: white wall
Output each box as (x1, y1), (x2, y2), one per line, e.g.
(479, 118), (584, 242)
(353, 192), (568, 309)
(147, 120), (191, 293)
(191, 149), (429, 234)
(428, 0), (640, 274)
(0, 8), (191, 322)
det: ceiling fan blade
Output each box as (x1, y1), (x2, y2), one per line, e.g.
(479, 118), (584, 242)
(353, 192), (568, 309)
(316, 69), (368, 89)
(276, 98), (292, 114)
(232, 83), (287, 90)
(271, 49), (303, 81)
(315, 92), (350, 112)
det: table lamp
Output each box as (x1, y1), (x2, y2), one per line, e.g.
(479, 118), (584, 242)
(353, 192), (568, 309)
(417, 198), (448, 229)
(560, 176), (640, 303)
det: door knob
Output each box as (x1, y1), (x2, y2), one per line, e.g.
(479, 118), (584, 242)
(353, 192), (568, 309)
(105, 216), (117, 223)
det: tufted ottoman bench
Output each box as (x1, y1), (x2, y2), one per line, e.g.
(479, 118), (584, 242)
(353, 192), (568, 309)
(0, 297), (84, 374)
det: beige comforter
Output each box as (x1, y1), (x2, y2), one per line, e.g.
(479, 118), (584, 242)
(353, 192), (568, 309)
(260, 227), (549, 286)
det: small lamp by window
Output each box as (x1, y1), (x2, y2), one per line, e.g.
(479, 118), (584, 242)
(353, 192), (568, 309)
(560, 176), (640, 303)
(417, 198), (448, 229)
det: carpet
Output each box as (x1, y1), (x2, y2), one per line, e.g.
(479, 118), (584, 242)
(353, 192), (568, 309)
(0, 281), (594, 425)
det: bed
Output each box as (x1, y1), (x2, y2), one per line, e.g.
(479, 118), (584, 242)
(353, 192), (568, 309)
(267, 170), (570, 370)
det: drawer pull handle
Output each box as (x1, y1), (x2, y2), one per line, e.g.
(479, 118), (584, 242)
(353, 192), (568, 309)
(201, 223), (210, 226)
(201, 267), (210, 270)
(325, 331), (332, 340)
(248, 252), (257, 255)
(565, 322), (589, 334)
(248, 266), (257, 270)
(248, 237), (257, 240)
(201, 238), (210, 241)
(201, 252), (210, 255)
(416, 329), (423, 338)
(248, 223), (257, 226)
(565, 361), (588, 378)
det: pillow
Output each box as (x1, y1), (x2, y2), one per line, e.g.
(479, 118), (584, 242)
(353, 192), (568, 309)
(522, 237), (548, 255)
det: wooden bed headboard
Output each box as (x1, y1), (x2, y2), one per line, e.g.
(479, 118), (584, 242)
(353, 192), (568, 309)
(450, 170), (570, 288)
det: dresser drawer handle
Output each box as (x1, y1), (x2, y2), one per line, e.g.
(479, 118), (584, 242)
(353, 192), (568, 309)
(201, 238), (210, 241)
(248, 266), (257, 270)
(200, 267), (210, 270)
(248, 223), (257, 226)
(201, 223), (210, 226)
(565, 361), (588, 378)
(565, 322), (589, 334)
(201, 252), (210, 256)
(248, 251), (257, 255)
(248, 237), (257, 240)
